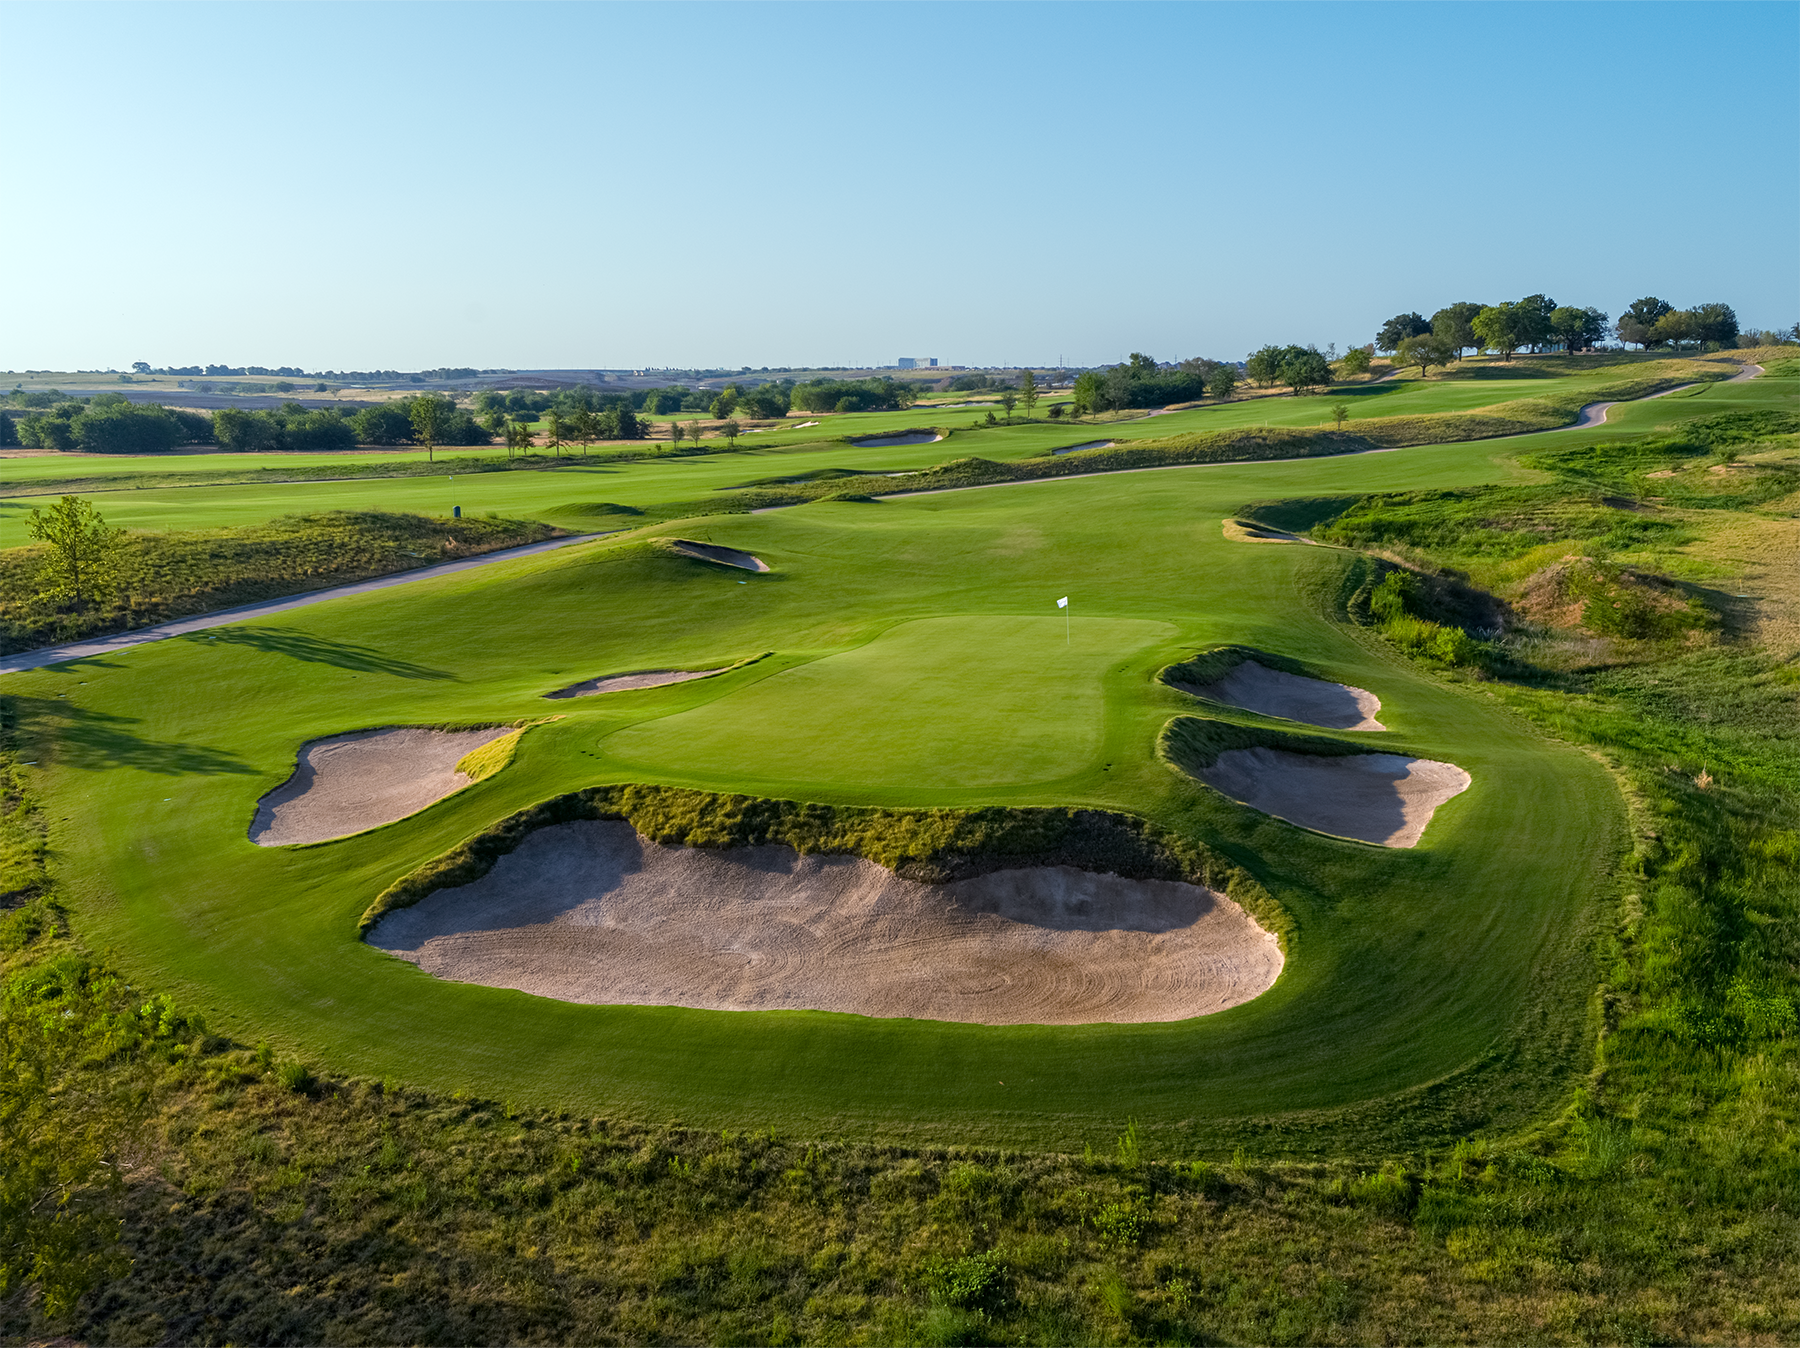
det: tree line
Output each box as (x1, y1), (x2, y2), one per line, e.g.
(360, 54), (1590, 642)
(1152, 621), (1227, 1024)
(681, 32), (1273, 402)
(0, 394), (495, 455)
(1374, 296), (1755, 370)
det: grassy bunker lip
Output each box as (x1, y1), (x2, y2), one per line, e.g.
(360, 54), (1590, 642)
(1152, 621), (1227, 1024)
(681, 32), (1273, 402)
(356, 783), (1286, 951)
(1160, 716), (1469, 848)
(1163, 645), (1385, 731)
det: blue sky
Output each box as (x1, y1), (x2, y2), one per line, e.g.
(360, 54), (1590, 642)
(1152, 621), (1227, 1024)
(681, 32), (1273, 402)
(4, 1), (1794, 371)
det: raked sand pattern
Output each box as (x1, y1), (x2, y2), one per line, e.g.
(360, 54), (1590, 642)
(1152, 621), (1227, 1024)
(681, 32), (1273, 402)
(370, 820), (1284, 1024)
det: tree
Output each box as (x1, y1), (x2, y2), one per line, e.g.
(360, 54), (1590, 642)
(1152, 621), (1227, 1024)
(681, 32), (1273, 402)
(721, 418), (741, 447)
(505, 419), (533, 460)
(1376, 312), (1431, 353)
(1394, 331), (1457, 378)
(1245, 345), (1286, 387)
(1515, 294), (1557, 352)
(27, 496), (119, 609)
(1692, 302), (1740, 349)
(1000, 388), (1019, 419)
(1020, 370), (1039, 417)
(1550, 306), (1610, 353)
(1070, 370), (1106, 415)
(1430, 302), (1484, 359)
(1279, 347), (1333, 394)
(545, 409), (565, 455)
(408, 396), (446, 464)
(1332, 403), (1350, 430)
(1472, 303), (1528, 361)
(670, 420), (685, 451)
(709, 387), (740, 420)
(1652, 310), (1700, 350)
(1207, 365), (1238, 400)
(1336, 346), (1372, 378)
(1618, 296), (1673, 349)
(568, 409), (597, 459)
(212, 406), (276, 452)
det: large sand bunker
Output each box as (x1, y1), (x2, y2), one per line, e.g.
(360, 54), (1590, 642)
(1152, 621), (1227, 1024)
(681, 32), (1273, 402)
(1188, 661), (1385, 731)
(1052, 440), (1114, 455)
(369, 820), (1283, 1024)
(546, 669), (723, 699)
(1194, 748), (1469, 847)
(671, 539), (770, 572)
(251, 726), (514, 847)
(851, 431), (942, 447)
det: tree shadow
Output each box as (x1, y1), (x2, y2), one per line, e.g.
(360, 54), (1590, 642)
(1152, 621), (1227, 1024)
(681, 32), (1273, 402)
(9, 694), (258, 776)
(185, 626), (455, 680)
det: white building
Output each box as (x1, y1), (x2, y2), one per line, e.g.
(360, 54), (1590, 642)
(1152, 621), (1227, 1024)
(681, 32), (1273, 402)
(897, 357), (938, 369)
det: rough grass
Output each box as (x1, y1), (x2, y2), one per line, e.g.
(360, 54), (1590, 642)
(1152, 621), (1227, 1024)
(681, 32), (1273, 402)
(4, 641), (1795, 1343)
(1160, 643), (1339, 693)
(356, 783), (1281, 946)
(0, 511), (559, 654)
(1158, 714), (1372, 774)
(454, 729), (523, 782)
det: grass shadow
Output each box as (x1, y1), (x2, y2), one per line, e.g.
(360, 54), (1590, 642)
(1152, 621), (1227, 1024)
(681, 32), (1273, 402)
(188, 626), (455, 680)
(9, 694), (257, 776)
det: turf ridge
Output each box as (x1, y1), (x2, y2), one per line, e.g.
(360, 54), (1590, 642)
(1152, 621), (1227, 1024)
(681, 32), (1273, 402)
(356, 782), (1285, 947)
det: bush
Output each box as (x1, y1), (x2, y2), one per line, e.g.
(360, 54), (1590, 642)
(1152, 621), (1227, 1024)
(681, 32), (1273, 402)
(276, 1061), (313, 1093)
(921, 1252), (1005, 1310)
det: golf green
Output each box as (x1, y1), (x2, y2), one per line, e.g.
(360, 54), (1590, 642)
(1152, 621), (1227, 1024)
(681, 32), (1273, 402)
(23, 383), (1727, 1152)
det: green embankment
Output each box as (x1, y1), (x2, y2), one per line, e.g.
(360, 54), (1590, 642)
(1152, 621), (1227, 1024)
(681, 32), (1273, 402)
(0, 511), (559, 653)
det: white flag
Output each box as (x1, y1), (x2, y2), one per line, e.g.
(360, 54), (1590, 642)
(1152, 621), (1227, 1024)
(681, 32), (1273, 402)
(1056, 596), (1069, 608)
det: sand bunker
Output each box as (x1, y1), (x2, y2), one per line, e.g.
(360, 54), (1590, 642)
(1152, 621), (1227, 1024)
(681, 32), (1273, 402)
(545, 669), (725, 699)
(670, 539), (770, 572)
(251, 726), (514, 847)
(851, 431), (943, 447)
(1194, 748), (1469, 847)
(1052, 440), (1114, 455)
(1188, 661), (1385, 731)
(370, 820), (1282, 1024)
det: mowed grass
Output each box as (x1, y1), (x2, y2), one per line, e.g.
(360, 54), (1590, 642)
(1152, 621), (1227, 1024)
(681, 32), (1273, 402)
(0, 352), (1743, 536)
(605, 615), (1173, 790)
(15, 425), (1629, 1155)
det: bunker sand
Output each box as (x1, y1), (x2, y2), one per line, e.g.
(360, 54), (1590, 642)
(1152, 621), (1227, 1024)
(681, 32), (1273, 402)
(1195, 747), (1469, 848)
(546, 669), (724, 699)
(1187, 660), (1385, 731)
(371, 820), (1283, 1025)
(250, 726), (514, 847)
(671, 539), (770, 572)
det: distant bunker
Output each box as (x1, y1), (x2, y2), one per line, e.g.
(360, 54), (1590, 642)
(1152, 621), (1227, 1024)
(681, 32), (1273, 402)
(369, 820), (1284, 1025)
(251, 726), (513, 847)
(670, 539), (770, 572)
(1195, 749), (1469, 848)
(1051, 440), (1114, 455)
(849, 431), (942, 447)
(546, 669), (724, 699)
(1186, 660), (1385, 732)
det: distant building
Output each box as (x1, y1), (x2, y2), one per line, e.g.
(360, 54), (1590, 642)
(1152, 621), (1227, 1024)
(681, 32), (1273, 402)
(897, 357), (938, 369)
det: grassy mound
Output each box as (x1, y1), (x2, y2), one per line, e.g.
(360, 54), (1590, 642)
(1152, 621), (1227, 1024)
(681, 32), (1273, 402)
(0, 511), (559, 655)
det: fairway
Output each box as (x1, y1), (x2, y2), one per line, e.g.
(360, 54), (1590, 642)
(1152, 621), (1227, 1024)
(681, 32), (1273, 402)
(605, 615), (1173, 789)
(9, 406), (1652, 1156)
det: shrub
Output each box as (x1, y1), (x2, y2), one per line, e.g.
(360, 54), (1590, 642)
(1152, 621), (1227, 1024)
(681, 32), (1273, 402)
(920, 1252), (1005, 1310)
(277, 1061), (314, 1093)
